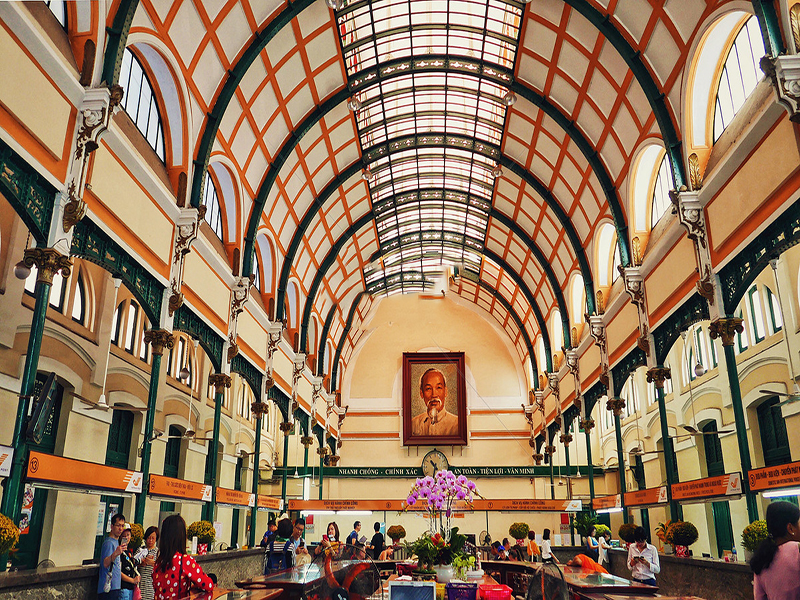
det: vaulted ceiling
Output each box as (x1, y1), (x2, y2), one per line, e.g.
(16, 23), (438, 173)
(117, 0), (741, 386)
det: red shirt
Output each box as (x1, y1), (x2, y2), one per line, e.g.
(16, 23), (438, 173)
(152, 552), (214, 599)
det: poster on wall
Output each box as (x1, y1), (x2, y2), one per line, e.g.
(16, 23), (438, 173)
(19, 484), (34, 535)
(402, 352), (467, 446)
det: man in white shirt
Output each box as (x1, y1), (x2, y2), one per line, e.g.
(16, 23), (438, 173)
(627, 527), (660, 586)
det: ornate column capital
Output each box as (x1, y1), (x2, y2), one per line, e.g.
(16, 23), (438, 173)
(559, 432), (573, 446)
(300, 435), (314, 448)
(761, 54), (800, 123)
(23, 248), (72, 284)
(251, 400), (269, 418)
(328, 454), (341, 466)
(532, 453), (544, 465)
(279, 421), (294, 434)
(544, 445), (556, 456)
(606, 396), (626, 417)
(646, 366), (672, 389)
(208, 373), (232, 392)
(579, 417), (595, 432)
(144, 329), (175, 356)
(316, 446), (330, 457)
(709, 317), (744, 347)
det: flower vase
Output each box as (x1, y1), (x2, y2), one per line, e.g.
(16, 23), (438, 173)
(434, 564), (454, 583)
(674, 545), (688, 558)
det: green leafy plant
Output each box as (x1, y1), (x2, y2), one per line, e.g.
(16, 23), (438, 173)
(405, 527), (467, 570)
(741, 520), (769, 553)
(666, 521), (699, 547)
(594, 524), (611, 537)
(618, 523), (637, 543)
(129, 523), (145, 552)
(574, 513), (599, 537)
(508, 522), (530, 540)
(0, 513), (19, 555)
(452, 554), (476, 580)
(187, 520), (216, 545)
(655, 521), (673, 545)
(387, 525), (406, 542)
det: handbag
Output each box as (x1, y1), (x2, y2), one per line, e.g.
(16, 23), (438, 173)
(133, 586), (142, 600)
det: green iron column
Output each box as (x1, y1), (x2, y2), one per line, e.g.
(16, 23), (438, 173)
(562, 430), (574, 542)
(582, 416), (596, 510)
(613, 408), (628, 524)
(249, 399), (268, 548)
(647, 367), (681, 521)
(280, 422), (291, 506)
(547, 434), (555, 500)
(301, 435), (312, 482)
(318, 446), (326, 500)
(136, 329), (174, 524)
(205, 373), (231, 521)
(0, 249), (71, 545)
(710, 318), (759, 522)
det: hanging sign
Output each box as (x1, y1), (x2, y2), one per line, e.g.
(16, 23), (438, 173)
(27, 451), (142, 494)
(289, 498), (582, 512)
(672, 472), (742, 502)
(0, 444), (14, 478)
(593, 494), (621, 510)
(257, 495), (282, 510)
(148, 474), (212, 503)
(749, 460), (800, 492)
(624, 486), (668, 507)
(216, 487), (255, 508)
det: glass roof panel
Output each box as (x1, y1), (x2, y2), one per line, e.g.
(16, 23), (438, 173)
(337, 0), (523, 295)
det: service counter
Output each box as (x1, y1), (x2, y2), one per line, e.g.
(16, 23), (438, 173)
(0, 547), (265, 599)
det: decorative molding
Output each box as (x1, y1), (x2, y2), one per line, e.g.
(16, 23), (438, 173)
(669, 189), (715, 311)
(227, 275), (254, 363)
(168, 206), (205, 316)
(645, 366), (672, 389)
(619, 266), (650, 356)
(586, 314), (610, 389)
(144, 329), (174, 356)
(208, 373), (232, 393)
(606, 397), (626, 417)
(709, 317), (744, 347)
(24, 248), (72, 285)
(63, 85), (124, 233)
(761, 54), (800, 123)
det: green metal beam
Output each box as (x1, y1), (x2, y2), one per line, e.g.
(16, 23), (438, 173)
(173, 305), (224, 373)
(614, 412), (628, 523)
(317, 304), (338, 377)
(101, 0), (139, 85)
(751, 0), (786, 56)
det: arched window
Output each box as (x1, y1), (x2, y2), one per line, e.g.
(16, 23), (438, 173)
(124, 302), (139, 353)
(765, 286), (783, 334)
(650, 154), (674, 228)
(569, 274), (585, 328)
(111, 302), (124, 345)
(287, 282), (299, 330)
(45, 1), (67, 27)
(139, 320), (150, 362)
(119, 48), (166, 161)
(71, 274), (85, 324)
(596, 223), (617, 287)
(713, 17), (766, 142)
(202, 174), (224, 241)
(253, 252), (262, 293)
(49, 270), (66, 312)
(536, 336), (547, 379)
(550, 310), (562, 355)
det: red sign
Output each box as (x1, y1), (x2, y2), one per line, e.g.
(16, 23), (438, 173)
(749, 461), (800, 492)
(258, 495), (281, 510)
(624, 486), (668, 507)
(672, 473), (742, 501)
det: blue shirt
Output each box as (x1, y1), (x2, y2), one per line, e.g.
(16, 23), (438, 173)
(98, 537), (122, 593)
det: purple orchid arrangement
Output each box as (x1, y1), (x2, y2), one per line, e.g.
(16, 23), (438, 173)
(405, 470), (479, 542)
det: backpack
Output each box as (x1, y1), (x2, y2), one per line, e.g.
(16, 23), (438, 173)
(264, 537), (294, 574)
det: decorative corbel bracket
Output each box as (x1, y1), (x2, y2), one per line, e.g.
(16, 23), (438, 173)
(669, 188), (716, 312)
(63, 85), (124, 233)
(168, 207), (204, 316)
(291, 353), (306, 409)
(761, 54), (800, 123)
(534, 390), (545, 414)
(619, 266), (650, 355)
(266, 322), (284, 376)
(227, 275), (253, 362)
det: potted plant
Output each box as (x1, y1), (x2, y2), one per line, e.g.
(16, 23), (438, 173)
(655, 521), (673, 553)
(128, 523), (145, 553)
(405, 471), (480, 582)
(666, 521), (698, 557)
(187, 520), (216, 555)
(575, 513), (599, 543)
(595, 524), (611, 538)
(387, 525), (407, 546)
(741, 520), (768, 561)
(618, 523), (637, 547)
(508, 522), (530, 546)
(0, 513), (19, 556)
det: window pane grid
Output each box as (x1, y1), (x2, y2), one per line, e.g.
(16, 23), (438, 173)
(713, 17), (765, 142)
(203, 175), (224, 241)
(120, 48), (166, 161)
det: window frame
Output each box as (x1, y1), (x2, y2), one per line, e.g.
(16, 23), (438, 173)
(202, 172), (225, 242)
(748, 285), (766, 343)
(71, 274), (86, 324)
(118, 47), (167, 161)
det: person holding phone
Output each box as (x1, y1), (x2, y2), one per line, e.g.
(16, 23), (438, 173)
(627, 527), (659, 586)
(314, 522), (340, 556)
(98, 513), (126, 599)
(119, 526), (141, 600)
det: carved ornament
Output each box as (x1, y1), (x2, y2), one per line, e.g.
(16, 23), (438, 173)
(709, 317), (744, 347)
(251, 401), (269, 418)
(761, 54), (800, 123)
(208, 373), (232, 393)
(544, 445), (556, 456)
(532, 453), (544, 465)
(300, 435), (314, 448)
(143, 329), (175, 356)
(579, 417), (595, 432)
(606, 397), (626, 417)
(23, 248), (72, 285)
(317, 446), (330, 457)
(559, 432), (573, 446)
(279, 421), (294, 434)
(645, 366), (672, 389)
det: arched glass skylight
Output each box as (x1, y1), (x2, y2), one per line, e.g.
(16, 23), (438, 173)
(119, 48), (166, 161)
(651, 153), (674, 228)
(713, 17), (766, 142)
(202, 174), (224, 241)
